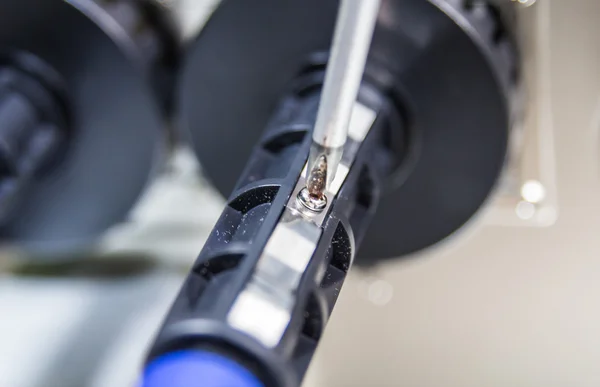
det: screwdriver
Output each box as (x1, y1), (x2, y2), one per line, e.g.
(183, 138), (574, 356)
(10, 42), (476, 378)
(305, 0), (381, 200)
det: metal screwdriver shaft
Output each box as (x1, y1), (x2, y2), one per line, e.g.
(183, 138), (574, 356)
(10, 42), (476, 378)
(305, 0), (381, 200)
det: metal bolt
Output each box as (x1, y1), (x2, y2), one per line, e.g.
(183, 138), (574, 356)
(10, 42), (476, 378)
(306, 154), (328, 199)
(296, 187), (327, 213)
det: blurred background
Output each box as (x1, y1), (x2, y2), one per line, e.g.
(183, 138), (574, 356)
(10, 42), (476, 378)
(2, 0), (600, 386)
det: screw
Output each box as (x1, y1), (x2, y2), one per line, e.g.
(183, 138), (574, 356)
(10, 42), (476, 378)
(296, 187), (327, 213)
(306, 154), (328, 199)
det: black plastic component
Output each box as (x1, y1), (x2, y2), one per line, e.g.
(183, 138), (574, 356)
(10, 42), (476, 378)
(98, 0), (180, 112)
(179, 0), (516, 262)
(0, 0), (174, 255)
(0, 53), (68, 223)
(149, 71), (399, 386)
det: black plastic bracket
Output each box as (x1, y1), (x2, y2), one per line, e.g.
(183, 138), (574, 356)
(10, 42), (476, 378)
(147, 70), (402, 386)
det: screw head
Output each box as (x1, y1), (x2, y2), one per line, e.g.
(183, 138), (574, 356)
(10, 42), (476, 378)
(296, 187), (327, 213)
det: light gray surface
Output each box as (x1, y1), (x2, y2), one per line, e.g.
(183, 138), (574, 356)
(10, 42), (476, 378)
(0, 271), (183, 387)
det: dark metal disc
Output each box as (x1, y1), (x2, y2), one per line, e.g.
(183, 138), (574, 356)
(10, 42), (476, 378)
(179, 0), (512, 261)
(0, 0), (165, 254)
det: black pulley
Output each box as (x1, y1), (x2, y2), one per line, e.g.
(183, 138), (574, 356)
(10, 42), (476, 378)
(179, 0), (519, 262)
(0, 0), (176, 255)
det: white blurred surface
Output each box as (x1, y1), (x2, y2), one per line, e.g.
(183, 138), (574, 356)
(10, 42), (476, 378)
(0, 279), (93, 387)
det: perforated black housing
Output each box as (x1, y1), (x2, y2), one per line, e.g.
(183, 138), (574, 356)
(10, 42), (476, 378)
(149, 69), (401, 386)
(148, 0), (519, 384)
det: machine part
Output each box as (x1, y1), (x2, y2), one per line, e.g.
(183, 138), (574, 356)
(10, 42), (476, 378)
(307, 0), (380, 196)
(98, 0), (179, 111)
(226, 100), (376, 351)
(0, 53), (69, 222)
(296, 188), (327, 213)
(304, 155), (327, 201)
(0, 0), (173, 255)
(148, 70), (397, 386)
(179, 0), (519, 262)
(147, 0), (519, 382)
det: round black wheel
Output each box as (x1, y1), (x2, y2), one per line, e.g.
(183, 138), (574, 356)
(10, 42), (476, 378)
(0, 0), (168, 255)
(179, 0), (518, 261)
